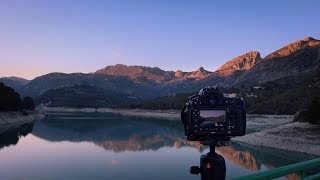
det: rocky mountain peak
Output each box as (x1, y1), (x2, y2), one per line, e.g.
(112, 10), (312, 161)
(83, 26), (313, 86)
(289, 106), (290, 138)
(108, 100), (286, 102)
(184, 67), (211, 79)
(96, 64), (152, 75)
(217, 51), (262, 74)
(303, 37), (315, 41)
(264, 37), (320, 60)
(175, 70), (186, 78)
(198, 67), (205, 72)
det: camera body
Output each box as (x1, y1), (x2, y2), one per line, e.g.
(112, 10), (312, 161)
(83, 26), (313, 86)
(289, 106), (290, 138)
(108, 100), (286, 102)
(181, 87), (246, 141)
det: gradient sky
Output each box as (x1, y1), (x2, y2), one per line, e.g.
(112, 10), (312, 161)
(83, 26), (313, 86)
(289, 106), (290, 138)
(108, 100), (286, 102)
(1, 0), (320, 80)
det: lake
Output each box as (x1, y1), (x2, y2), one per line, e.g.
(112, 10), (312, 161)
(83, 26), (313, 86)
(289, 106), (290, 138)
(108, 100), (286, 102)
(0, 112), (318, 180)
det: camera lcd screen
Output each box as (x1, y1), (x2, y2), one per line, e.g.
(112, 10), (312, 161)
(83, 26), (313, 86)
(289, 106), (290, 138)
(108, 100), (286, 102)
(200, 110), (225, 123)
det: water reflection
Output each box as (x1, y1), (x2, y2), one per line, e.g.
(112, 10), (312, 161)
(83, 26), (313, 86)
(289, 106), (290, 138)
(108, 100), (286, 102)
(217, 145), (260, 171)
(0, 123), (34, 150)
(32, 113), (204, 152)
(31, 113), (318, 172)
(0, 112), (318, 179)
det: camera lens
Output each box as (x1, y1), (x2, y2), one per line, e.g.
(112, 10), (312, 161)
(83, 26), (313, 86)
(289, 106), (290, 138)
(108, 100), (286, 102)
(209, 98), (217, 105)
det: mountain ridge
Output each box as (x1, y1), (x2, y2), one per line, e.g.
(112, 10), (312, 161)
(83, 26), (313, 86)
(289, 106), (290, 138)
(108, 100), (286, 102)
(0, 76), (30, 91)
(2, 36), (319, 84)
(3, 36), (319, 109)
(264, 37), (320, 60)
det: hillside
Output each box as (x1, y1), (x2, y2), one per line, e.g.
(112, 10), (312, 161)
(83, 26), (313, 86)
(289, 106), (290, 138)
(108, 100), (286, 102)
(235, 37), (320, 86)
(216, 51), (262, 77)
(0, 77), (30, 92)
(141, 71), (320, 116)
(5, 37), (319, 115)
(20, 73), (162, 98)
(36, 85), (135, 108)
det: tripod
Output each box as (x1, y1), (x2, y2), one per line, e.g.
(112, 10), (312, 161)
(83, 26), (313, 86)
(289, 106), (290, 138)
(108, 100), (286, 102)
(189, 138), (229, 180)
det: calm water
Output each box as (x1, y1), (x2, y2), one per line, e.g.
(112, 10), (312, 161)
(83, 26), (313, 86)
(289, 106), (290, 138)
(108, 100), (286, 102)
(0, 113), (318, 180)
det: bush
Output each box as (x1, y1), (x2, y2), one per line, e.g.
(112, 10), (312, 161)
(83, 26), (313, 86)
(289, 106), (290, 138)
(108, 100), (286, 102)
(308, 99), (320, 124)
(22, 96), (35, 110)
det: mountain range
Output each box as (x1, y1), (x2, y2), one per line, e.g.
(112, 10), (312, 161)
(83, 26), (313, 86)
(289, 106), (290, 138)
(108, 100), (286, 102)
(1, 37), (319, 108)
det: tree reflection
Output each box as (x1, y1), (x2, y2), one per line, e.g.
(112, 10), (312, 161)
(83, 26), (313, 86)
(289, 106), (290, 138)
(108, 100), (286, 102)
(0, 123), (34, 149)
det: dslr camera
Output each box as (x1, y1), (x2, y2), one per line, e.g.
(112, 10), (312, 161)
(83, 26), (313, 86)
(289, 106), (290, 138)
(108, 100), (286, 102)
(181, 87), (246, 141)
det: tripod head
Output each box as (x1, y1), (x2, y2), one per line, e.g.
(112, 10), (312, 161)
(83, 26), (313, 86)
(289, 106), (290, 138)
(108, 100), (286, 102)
(200, 137), (230, 147)
(190, 137), (230, 180)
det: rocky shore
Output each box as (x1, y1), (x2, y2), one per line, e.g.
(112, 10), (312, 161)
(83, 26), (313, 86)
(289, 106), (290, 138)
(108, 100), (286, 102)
(0, 111), (45, 134)
(232, 122), (320, 155)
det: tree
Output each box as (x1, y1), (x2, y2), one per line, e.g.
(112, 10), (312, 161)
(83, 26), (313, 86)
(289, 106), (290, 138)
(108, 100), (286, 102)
(22, 96), (35, 110)
(0, 83), (22, 111)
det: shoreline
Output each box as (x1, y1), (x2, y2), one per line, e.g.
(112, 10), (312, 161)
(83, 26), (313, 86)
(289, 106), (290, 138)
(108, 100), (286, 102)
(43, 107), (320, 156)
(0, 110), (45, 134)
(44, 107), (293, 132)
(44, 107), (181, 120)
(232, 122), (320, 156)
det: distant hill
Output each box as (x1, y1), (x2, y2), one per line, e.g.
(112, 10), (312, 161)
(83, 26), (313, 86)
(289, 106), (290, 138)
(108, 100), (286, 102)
(36, 85), (135, 108)
(20, 73), (162, 99)
(0, 77), (30, 91)
(10, 37), (320, 114)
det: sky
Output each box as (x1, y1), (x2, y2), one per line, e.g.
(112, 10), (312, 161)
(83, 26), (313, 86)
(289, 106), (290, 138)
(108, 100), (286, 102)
(0, 0), (320, 80)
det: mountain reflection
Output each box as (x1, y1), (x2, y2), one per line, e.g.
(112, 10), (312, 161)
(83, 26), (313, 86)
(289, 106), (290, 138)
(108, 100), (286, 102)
(31, 113), (204, 152)
(95, 135), (203, 152)
(0, 123), (34, 149)
(217, 142), (319, 173)
(26, 113), (319, 172)
(217, 145), (260, 171)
